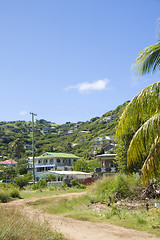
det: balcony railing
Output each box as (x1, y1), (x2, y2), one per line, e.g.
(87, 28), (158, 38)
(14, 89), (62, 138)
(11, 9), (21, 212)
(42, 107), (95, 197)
(94, 167), (117, 173)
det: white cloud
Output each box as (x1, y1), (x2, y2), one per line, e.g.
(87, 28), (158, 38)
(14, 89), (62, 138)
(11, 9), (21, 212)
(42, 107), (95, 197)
(19, 110), (27, 116)
(65, 79), (110, 93)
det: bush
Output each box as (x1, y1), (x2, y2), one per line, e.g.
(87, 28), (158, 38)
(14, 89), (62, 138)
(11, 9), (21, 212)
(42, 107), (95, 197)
(70, 179), (86, 189)
(88, 174), (141, 202)
(0, 191), (10, 203)
(10, 188), (21, 198)
(31, 179), (47, 190)
(14, 176), (29, 188)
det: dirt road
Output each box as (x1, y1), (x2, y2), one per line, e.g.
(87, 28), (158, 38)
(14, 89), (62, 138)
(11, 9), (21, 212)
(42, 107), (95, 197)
(5, 192), (160, 240)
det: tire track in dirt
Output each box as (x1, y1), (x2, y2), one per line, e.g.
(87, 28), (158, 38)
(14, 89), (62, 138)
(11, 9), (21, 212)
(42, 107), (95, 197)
(3, 192), (160, 240)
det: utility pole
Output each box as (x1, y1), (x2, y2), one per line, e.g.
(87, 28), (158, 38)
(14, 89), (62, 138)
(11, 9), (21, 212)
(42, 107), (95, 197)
(30, 112), (37, 184)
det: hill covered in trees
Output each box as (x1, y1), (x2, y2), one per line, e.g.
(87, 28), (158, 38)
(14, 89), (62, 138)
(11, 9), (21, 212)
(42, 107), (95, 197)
(0, 101), (129, 160)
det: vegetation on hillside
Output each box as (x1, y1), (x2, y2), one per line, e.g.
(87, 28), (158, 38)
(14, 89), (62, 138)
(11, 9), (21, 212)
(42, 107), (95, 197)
(0, 102), (127, 161)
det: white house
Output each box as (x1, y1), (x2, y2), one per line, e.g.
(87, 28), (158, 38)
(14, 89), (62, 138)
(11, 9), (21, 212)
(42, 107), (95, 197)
(27, 152), (80, 174)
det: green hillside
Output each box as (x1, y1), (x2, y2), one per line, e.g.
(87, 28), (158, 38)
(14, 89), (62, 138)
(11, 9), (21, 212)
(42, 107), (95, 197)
(0, 101), (129, 160)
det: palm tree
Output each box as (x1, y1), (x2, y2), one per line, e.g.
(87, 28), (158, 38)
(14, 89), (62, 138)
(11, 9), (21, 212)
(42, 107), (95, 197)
(116, 82), (160, 185)
(9, 138), (25, 158)
(116, 21), (160, 185)
(133, 20), (160, 75)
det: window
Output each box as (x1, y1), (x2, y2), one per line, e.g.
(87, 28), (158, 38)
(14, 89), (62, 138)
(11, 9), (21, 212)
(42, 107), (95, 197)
(50, 159), (53, 164)
(57, 159), (60, 163)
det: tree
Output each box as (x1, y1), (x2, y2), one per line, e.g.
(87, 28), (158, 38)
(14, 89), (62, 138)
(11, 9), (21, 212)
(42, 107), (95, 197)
(73, 158), (89, 172)
(2, 166), (16, 180)
(133, 20), (160, 76)
(14, 176), (29, 188)
(116, 82), (160, 184)
(18, 164), (27, 175)
(9, 138), (25, 158)
(44, 173), (56, 182)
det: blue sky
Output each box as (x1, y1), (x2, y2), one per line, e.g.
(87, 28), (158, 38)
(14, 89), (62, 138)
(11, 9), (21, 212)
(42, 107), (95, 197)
(0, 0), (160, 124)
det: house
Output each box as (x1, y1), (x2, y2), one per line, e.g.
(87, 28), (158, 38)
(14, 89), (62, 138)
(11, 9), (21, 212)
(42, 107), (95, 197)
(92, 136), (115, 153)
(94, 153), (118, 177)
(67, 130), (75, 134)
(50, 127), (57, 133)
(78, 130), (91, 135)
(25, 144), (33, 151)
(35, 170), (92, 183)
(27, 152), (80, 174)
(99, 114), (118, 123)
(0, 159), (17, 168)
(42, 127), (50, 133)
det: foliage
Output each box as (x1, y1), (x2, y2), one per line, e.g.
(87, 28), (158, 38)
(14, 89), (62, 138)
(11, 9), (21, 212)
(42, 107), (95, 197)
(116, 82), (160, 182)
(0, 205), (65, 240)
(9, 188), (21, 198)
(88, 174), (141, 202)
(0, 186), (21, 203)
(0, 191), (10, 202)
(1, 166), (16, 180)
(0, 102), (127, 161)
(31, 179), (47, 190)
(70, 179), (86, 189)
(9, 138), (25, 158)
(73, 158), (90, 172)
(87, 159), (101, 172)
(14, 176), (30, 188)
(133, 20), (160, 76)
(44, 173), (56, 182)
(18, 164), (27, 175)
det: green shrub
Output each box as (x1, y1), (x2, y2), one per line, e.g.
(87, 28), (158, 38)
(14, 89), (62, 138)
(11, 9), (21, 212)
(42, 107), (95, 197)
(31, 179), (47, 190)
(14, 176), (29, 188)
(0, 191), (10, 203)
(88, 174), (142, 202)
(10, 188), (21, 198)
(113, 175), (130, 199)
(71, 179), (86, 189)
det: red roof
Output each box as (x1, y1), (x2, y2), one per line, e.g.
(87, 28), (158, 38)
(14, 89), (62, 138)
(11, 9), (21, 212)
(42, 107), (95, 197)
(0, 159), (17, 165)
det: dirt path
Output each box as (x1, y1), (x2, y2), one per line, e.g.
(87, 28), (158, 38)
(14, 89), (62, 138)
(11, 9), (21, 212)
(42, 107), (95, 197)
(4, 192), (160, 240)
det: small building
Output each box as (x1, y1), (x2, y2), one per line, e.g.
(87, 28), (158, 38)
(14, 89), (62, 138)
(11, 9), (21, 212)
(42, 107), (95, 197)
(42, 127), (50, 133)
(27, 152), (80, 174)
(35, 170), (93, 183)
(0, 159), (17, 168)
(94, 153), (118, 177)
(92, 136), (115, 153)
(78, 130), (91, 135)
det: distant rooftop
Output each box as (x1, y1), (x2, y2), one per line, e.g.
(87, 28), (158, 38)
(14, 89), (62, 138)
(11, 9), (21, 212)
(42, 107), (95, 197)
(35, 152), (80, 159)
(0, 159), (17, 165)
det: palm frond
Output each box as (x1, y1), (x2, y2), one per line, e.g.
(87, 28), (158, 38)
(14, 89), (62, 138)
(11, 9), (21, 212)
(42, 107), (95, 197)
(116, 82), (160, 140)
(127, 113), (160, 168)
(132, 43), (160, 76)
(141, 137), (160, 185)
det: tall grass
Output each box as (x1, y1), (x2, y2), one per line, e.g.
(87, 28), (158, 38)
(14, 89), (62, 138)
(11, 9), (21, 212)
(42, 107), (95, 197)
(0, 183), (21, 202)
(87, 174), (142, 203)
(0, 205), (65, 240)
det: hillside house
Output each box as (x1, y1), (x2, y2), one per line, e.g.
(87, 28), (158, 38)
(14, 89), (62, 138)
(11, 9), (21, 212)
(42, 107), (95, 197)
(99, 115), (118, 123)
(0, 159), (17, 168)
(78, 130), (91, 135)
(27, 152), (80, 174)
(42, 127), (50, 133)
(94, 153), (118, 177)
(92, 136), (115, 153)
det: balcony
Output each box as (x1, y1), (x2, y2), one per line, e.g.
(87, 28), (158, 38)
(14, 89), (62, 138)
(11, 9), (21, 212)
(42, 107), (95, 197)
(94, 167), (117, 173)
